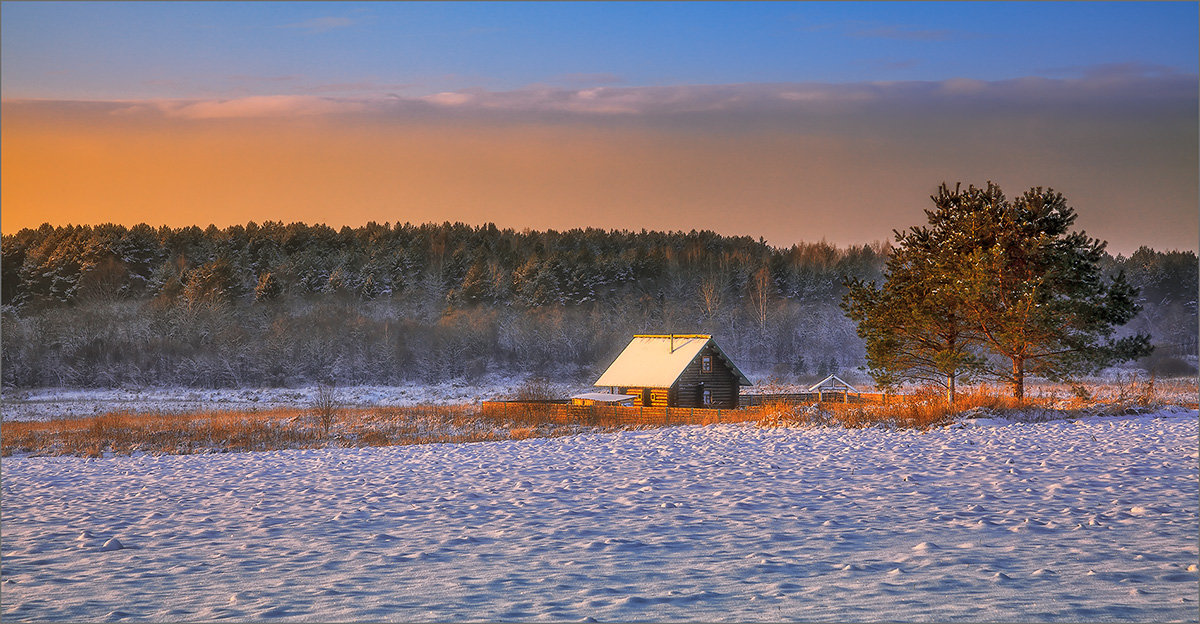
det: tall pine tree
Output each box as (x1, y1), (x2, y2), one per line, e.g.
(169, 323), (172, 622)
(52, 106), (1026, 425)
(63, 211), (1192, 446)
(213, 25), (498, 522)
(943, 183), (1151, 398)
(843, 214), (987, 405)
(845, 182), (1151, 401)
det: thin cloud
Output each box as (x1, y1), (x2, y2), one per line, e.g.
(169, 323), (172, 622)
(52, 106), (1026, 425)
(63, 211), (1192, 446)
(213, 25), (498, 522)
(279, 16), (355, 34)
(401, 72), (1196, 118)
(298, 81), (417, 95)
(11, 71), (1193, 123)
(141, 78), (187, 89)
(155, 95), (368, 119)
(850, 25), (959, 41)
(864, 58), (923, 72)
(1038, 61), (1184, 81)
(228, 75), (302, 84)
(551, 73), (625, 86)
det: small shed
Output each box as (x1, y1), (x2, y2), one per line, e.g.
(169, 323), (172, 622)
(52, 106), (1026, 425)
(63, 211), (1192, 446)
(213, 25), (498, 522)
(807, 374), (859, 393)
(807, 374), (860, 402)
(570, 392), (637, 407)
(593, 334), (752, 408)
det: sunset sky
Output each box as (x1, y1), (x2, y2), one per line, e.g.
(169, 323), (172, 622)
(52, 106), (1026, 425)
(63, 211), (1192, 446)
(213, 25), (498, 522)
(3, 1), (1197, 254)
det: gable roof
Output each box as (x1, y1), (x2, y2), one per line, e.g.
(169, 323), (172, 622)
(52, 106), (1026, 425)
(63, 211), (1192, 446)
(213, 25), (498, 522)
(807, 374), (859, 393)
(594, 335), (752, 388)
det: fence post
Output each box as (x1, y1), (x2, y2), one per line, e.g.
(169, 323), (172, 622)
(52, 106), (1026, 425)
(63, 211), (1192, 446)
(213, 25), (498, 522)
(665, 406), (670, 426)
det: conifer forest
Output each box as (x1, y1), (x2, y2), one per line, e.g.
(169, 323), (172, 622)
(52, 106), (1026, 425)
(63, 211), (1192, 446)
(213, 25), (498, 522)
(2, 221), (1196, 389)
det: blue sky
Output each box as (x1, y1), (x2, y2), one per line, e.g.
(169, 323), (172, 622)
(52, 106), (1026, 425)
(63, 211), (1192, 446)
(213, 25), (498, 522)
(4, 2), (1197, 99)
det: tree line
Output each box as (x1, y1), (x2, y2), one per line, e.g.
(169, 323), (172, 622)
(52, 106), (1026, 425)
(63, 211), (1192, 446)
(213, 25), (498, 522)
(1, 216), (1195, 390)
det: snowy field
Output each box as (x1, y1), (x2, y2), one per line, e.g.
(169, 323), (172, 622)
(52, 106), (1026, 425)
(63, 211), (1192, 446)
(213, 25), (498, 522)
(0, 376), (590, 421)
(2, 410), (1196, 622)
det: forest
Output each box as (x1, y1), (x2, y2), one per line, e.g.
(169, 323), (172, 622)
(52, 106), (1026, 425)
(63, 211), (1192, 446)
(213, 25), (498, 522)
(2, 221), (1196, 389)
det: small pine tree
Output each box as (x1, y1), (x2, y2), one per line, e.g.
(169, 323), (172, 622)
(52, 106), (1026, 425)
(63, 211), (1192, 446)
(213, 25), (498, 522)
(254, 272), (281, 302)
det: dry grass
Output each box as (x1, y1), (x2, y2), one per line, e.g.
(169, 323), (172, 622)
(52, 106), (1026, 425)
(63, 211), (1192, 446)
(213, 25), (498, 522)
(0, 404), (627, 458)
(3, 378), (1193, 458)
(1029, 376), (1198, 410)
(757, 378), (1195, 431)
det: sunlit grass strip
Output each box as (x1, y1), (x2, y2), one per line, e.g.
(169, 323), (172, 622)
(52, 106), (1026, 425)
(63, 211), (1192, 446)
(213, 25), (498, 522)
(2, 377), (1190, 458)
(0, 405), (626, 458)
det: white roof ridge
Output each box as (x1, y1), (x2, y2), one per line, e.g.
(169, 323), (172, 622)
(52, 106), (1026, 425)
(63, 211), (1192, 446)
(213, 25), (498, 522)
(807, 374), (859, 393)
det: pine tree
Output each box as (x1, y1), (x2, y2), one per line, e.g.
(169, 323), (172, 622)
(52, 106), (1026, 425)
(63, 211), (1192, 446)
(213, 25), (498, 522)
(845, 182), (1152, 401)
(944, 184), (1152, 398)
(254, 272), (281, 302)
(456, 258), (490, 304)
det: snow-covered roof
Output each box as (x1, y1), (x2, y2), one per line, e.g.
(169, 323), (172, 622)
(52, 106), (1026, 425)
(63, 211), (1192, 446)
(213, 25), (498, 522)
(807, 374), (859, 393)
(594, 335), (751, 388)
(571, 393), (637, 403)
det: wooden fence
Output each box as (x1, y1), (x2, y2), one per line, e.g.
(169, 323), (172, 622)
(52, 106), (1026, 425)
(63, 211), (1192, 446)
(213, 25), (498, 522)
(480, 401), (767, 427)
(481, 391), (895, 428)
(742, 391), (887, 406)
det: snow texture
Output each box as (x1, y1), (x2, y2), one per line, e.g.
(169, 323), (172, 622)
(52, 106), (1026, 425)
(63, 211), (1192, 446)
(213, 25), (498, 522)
(2, 411), (1197, 622)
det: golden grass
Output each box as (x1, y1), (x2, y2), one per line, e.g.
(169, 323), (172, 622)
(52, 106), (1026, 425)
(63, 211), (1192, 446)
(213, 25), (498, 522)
(0, 404), (628, 458)
(756, 378), (1194, 430)
(3, 378), (1192, 457)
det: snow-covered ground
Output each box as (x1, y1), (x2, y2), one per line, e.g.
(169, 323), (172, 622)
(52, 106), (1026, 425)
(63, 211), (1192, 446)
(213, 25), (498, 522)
(0, 376), (592, 421)
(2, 410), (1196, 622)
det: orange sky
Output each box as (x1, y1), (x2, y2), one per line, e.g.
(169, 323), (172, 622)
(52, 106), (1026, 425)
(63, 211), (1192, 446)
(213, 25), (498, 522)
(3, 85), (1197, 254)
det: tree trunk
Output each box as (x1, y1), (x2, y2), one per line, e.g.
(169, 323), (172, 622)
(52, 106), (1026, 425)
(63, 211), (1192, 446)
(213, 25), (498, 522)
(1011, 357), (1025, 401)
(946, 373), (956, 406)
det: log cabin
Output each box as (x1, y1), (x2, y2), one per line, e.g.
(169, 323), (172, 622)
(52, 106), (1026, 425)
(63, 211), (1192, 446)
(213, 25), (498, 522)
(593, 334), (752, 408)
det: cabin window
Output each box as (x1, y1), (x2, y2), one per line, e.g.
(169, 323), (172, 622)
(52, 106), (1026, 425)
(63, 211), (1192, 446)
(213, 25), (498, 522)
(702, 389), (713, 405)
(701, 355), (712, 373)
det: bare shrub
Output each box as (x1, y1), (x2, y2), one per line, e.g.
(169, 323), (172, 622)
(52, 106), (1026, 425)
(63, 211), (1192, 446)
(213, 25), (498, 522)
(1109, 373), (1164, 407)
(313, 383), (340, 438)
(512, 376), (557, 401)
(1070, 383), (1093, 403)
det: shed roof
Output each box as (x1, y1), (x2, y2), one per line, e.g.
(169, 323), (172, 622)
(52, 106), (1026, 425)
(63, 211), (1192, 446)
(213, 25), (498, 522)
(594, 335), (752, 388)
(807, 374), (860, 393)
(571, 393), (637, 403)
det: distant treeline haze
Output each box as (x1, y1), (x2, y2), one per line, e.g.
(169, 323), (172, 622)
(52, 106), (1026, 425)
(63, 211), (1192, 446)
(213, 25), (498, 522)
(2, 222), (1196, 389)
